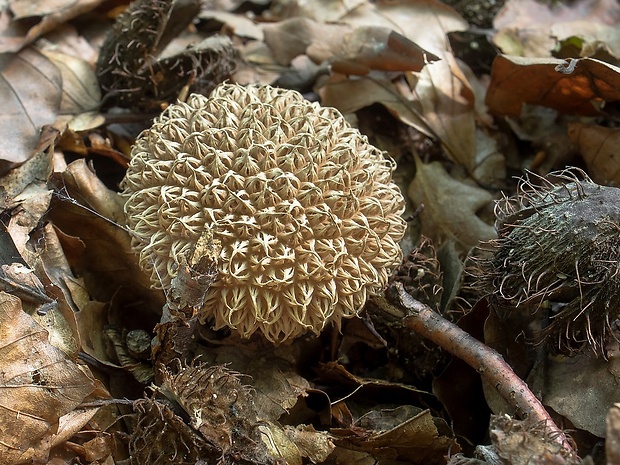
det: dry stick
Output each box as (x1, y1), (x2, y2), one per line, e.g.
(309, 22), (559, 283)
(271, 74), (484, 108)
(374, 282), (576, 455)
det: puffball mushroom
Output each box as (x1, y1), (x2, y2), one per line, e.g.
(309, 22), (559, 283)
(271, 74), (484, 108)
(121, 83), (407, 342)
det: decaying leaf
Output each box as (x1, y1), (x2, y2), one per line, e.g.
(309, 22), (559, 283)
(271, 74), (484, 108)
(528, 354), (617, 438)
(197, 344), (313, 422)
(2, 0), (102, 53)
(325, 0), (468, 54)
(331, 405), (458, 465)
(607, 404), (620, 464)
(0, 292), (96, 465)
(568, 122), (620, 186)
(318, 76), (432, 136)
(482, 415), (580, 465)
(0, 151), (53, 254)
(281, 425), (334, 464)
(493, 0), (620, 57)
(39, 48), (101, 114)
(408, 158), (496, 251)
(414, 53), (475, 156)
(48, 159), (156, 302)
(200, 10), (264, 40)
(0, 47), (61, 164)
(486, 55), (620, 116)
(263, 17), (438, 75)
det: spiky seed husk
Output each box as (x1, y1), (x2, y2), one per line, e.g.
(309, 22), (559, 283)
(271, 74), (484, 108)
(130, 364), (277, 465)
(96, 0), (237, 109)
(121, 83), (407, 342)
(483, 169), (620, 354)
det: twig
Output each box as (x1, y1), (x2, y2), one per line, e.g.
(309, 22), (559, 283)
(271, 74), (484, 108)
(374, 282), (576, 455)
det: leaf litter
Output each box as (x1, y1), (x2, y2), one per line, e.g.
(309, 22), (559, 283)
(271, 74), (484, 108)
(0, 0), (620, 463)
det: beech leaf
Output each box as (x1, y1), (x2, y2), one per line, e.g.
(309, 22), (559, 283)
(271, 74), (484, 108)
(486, 55), (620, 116)
(0, 292), (95, 464)
(0, 47), (61, 163)
(568, 122), (620, 186)
(408, 158), (496, 250)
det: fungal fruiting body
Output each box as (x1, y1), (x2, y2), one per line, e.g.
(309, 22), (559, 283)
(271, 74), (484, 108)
(483, 170), (620, 354)
(121, 83), (407, 342)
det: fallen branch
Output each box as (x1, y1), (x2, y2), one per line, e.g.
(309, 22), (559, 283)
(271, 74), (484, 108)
(373, 282), (577, 455)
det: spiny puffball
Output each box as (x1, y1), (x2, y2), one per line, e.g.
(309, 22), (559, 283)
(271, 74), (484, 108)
(121, 83), (407, 342)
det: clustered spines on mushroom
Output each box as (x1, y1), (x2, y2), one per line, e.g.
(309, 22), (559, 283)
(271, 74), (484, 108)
(122, 83), (407, 342)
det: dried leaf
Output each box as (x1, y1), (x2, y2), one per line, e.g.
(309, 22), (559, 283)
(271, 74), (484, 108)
(568, 122), (620, 186)
(2, 0), (102, 53)
(336, 0), (468, 54)
(200, 10), (264, 40)
(48, 159), (155, 302)
(318, 75), (432, 136)
(39, 48), (101, 113)
(264, 17), (438, 75)
(328, 27), (439, 75)
(528, 354), (616, 438)
(198, 345), (312, 421)
(0, 292), (95, 465)
(493, 0), (620, 57)
(607, 404), (620, 463)
(0, 47), (61, 163)
(282, 425), (334, 464)
(486, 55), (620, 116)
(408, 158), (496, 251)
(262, 17), (341, 65)
(331, 405), (458, 465)
(269, 0), (367, 23)
(413, 52), (477, 170)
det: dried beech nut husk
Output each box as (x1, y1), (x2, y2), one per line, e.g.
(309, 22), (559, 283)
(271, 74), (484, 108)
(121, 83), (407, 342)
(130, 364), (277, 465)
(482, 169), (620, 354)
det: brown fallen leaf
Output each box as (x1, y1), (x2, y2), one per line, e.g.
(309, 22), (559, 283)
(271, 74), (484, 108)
(0, 47), (61, 163)
(0, 292), (96, 465)
(39, 48), (101, 114)
(199, 10), (264, 40)
(2, 0), (102, 53)
(486, 55), (620, 116)
(48, 159), (155, 302)
(568, 122), (620, 186)
(528, 354), (616, 438)
(330, 405), (457, 465)
(493, 0), (620, 57)
(318, 75), (432, 136)
(408, 158), (496, 251)
(607, 404), (620, 464)
(267, 0), (467, 56)
(197, 344), (313, 422)
(413, 53), (475, 171)
(263, 17), (438, 75)
(281, 425), (334, 464)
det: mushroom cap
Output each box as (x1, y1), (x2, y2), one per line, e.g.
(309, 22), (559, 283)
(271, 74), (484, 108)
(121, 83), (407, 342)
